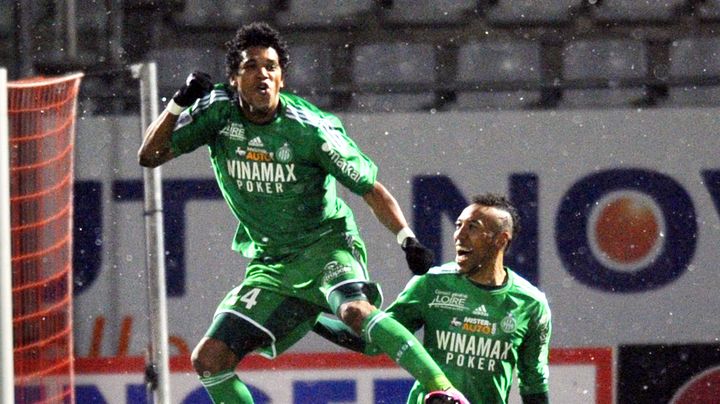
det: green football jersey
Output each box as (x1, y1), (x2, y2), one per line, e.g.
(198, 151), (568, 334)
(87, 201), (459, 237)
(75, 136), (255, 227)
(386, 263), (551, 404)
(170, 86), (377, 258)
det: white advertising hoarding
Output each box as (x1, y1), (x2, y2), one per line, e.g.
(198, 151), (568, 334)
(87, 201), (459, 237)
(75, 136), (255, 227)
(72, 108), (720, 360)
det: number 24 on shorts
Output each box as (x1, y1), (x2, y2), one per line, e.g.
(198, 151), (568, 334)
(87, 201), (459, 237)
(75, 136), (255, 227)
(234, 287), (261, 310)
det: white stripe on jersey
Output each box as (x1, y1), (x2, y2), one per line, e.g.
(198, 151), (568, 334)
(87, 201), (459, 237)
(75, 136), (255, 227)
(192, 88), (230, 115)
(285, 104), (349, 153)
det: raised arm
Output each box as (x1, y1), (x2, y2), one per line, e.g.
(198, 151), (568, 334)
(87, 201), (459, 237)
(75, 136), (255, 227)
(137, 71), (213, 168)
(138, 110), (178, 167)
(363, 181), (435, 275)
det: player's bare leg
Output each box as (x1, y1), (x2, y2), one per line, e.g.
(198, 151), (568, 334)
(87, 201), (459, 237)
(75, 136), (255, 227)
(192, 337), (254, 403)
(333, 286), (455, 393)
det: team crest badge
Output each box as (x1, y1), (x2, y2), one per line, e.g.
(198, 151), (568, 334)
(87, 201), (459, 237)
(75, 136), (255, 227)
(275, 143), (293, 163)
(501, 313), (517, 333)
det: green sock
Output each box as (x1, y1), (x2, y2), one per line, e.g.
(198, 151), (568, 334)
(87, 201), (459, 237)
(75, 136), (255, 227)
(362, 310), (452, 391)
(199, 369), (254, 404)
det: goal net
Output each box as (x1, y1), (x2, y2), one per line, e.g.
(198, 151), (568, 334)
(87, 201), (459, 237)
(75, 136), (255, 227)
(4, 72), (83, 403)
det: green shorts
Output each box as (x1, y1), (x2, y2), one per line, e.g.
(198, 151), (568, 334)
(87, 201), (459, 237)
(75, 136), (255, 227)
(208, 232), (382, 358)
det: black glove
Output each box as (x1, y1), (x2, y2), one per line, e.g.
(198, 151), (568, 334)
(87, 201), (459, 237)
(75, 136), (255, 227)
(401, 237), (435, 275)
(173, 71), (213, 107)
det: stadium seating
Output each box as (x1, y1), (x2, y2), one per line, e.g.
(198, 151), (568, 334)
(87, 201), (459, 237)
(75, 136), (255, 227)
(5, 0), (720, 112)
(275, 0), (374, 28)
(379, 0), (476, 26)
(670, 37), (720, 79)
(174, 0), (272, 27)
(350, 42), (437, 111)
(592, 0), (689, 22)
(484, 0), (583, 24)
(559, 39), (647, 108)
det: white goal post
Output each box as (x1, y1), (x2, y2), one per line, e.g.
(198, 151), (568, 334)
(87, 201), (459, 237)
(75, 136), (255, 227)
(131, 62), (172, 404)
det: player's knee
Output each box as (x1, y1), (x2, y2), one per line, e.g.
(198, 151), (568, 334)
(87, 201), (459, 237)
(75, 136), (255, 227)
(338, 300), (375, 334)
(191, 337), (237, 376)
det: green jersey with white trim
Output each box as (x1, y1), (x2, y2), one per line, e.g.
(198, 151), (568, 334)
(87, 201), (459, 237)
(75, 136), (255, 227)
(170, 86), (377, 258)
(386, 263), (551, 404)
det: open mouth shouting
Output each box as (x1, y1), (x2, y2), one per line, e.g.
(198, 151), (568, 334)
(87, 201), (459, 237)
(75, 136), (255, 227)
(255, 81), (271, 97)
(456, 244), (472, 264)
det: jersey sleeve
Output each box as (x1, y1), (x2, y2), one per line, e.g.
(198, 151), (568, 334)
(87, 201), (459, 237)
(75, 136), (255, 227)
(384, 275), (427, 333)
(169, 95), (223, 156)
(313, 116), (378, 196)
(517, 297), (552, 396)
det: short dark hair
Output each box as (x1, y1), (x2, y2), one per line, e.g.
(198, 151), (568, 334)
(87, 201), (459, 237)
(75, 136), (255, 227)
(224, 22), (290, 80)
(471, 193), (520, 251)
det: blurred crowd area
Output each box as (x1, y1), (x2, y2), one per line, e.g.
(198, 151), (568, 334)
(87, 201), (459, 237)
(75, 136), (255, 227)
(2, 0), (720, 114)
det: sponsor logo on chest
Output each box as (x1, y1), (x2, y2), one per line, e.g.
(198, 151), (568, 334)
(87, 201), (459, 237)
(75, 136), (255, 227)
(429, 290), (468, 311)
(227, 137), (296, 194)
(220, 122), (246, 141)
(450, 316), (498, 335)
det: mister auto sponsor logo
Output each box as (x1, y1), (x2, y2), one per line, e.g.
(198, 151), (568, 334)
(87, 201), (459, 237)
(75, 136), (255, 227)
(429, 290), (468, 311)
(450, 316), (497, 335)
(246, 150), (273, 162)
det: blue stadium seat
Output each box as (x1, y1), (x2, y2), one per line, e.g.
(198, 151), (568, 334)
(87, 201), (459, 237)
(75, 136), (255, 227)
(174, 0), (271, 27)
(564, 39), (646, 81)
(592, 0), (688, 22)
(351, 42), (436, 111)
(380, 0), (476, 25)
(452, 40), (541, 110)
(485, 0), (582, 24)
(457, 40), (541, 83)
(560, 39), (647, 108)
(670, 37), (720, 78)
(275, 0), (374, 28)
(352, 42), (436, 85)
(286, 44), (333, 87)
(284, 44), (333, 94)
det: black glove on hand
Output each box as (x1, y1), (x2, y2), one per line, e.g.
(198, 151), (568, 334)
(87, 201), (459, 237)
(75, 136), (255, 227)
(173, 71), (213, 107)
(401, 237), (435, 275)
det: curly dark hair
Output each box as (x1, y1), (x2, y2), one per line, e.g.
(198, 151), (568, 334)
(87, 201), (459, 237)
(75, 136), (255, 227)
(471, 193), (520, 251)
(224, 22), (290, 80)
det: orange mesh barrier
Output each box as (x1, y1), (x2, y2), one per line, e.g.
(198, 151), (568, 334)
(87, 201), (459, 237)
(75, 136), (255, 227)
(8, 73), (82, 404)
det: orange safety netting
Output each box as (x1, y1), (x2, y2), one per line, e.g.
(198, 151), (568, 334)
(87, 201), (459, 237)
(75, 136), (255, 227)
(8, 73), (82, 404)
